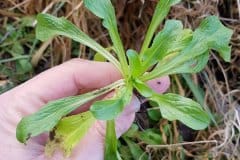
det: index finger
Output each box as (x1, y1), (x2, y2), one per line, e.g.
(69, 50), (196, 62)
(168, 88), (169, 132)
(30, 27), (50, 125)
(12, 59), (122, 102)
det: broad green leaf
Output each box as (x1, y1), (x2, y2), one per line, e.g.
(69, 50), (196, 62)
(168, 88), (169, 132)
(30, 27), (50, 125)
(147, 109), (162, 121)
(105, 120), (118, 160)
(150, 93), (210, 130)
(138, 129), (163, 145)
(172, 16), (232, 62)
(16, 59), (32, 74)
(182, 73), (217, 126)
(45, 111), (95, 157)
(170, 51), (209, 74)
(118, 146), (132, 160)
(83, 0), (116, 30)
(126, 49), (142, 77)
(21, 16), (35, 27)
(8, 42), (32, 74)
(141, 20), (183, 70)
(134, 78), (210, 130)
(141, 16), (233, 81)
(124, 123), (139, 138)
(36, 13), (120, 70)
(16, 80), (122, 143)
(94, 52), (107, 62)
(11, 41), (24, 55)
(141, 27), (192, 73)
(166, 29), (193, 54)
(192, 16), (233, 62)
(124, 126), (163, 145)
(83, 0), (129, 76)
(133, 79), (154, 98)
(124, 137), (148, 160)
(90, 85), (132, 120)
(155, 51), (209, 76)
(94, 46), (114, 62)
(140, 0), (181, 54)
(91, 99), (123, 120)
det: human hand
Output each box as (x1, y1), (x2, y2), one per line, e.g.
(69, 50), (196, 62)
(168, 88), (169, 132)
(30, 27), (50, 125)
(0, 59), (170, 160)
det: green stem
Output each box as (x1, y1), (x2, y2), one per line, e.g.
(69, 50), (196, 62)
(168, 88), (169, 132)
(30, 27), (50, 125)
(97, 44), (122, 72)
(109, 27), (129, 78)
(140, 0), (173, 56)
(0, 55), (30, 64)
(104, 120), (118, 160)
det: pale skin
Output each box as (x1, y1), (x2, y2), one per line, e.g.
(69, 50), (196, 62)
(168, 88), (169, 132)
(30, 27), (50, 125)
(0, 59), (170, 160)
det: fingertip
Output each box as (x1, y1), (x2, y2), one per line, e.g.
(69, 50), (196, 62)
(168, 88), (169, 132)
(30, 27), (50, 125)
(115, 113), (135, 137)
(147, 76), (170, 94)
(114, 95), (140, 137)
(121, 95), (141, 116)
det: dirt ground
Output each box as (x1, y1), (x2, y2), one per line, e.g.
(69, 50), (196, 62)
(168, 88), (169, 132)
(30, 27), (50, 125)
(0, 0), (239, 159)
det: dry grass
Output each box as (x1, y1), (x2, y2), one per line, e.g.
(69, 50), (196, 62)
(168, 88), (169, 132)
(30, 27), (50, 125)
(0, 0), (239, 159)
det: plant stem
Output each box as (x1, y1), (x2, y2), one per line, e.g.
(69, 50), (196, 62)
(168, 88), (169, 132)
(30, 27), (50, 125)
(0, 55), (30, 64)
(109, 27), (129, 78)
(104, 120), (118, 160)
(139, 0), (173, 55)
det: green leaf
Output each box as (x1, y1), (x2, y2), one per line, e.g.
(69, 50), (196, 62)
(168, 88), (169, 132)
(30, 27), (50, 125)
(141, 27), (193, 74)
(170, 0), (181, 5)
(182, 73), (217, 126)
(90, 85), (132, 120)
(124, 123), (139, 138)
(140, 0), (181, 54)
(141, 16), (233, 81)
(173, 16), (232, 62)
(147, 109), (162, 121)
(8, 42), (32, 74)
(141, 20), (183, 70)
(83, 0), (116, 30)
(192, 16), (233, 62)
(105, 120), (118, 160)
(16, 80), (123, 143)
(45, 111), (95, 157)
(94, 52), (107, 62)
(133, 79), (209, 130)
(150, 93), (210, 130)
(94, 47), (113, 62)
(16, 59), (32, 74)
(118, 146), (132, 160)
(163, 51), (209, 75)
(133, 79), (154, 98)
(166, 29), (193, 54)
(138, 129), (163, 145)
(91, 99), (123, 120)
(83, 0), (129, 77)
(21, 16), (35, 27)
(124, 137), (148, 160)
(36, 13), (120, 71)
(126, 49), (142, 77)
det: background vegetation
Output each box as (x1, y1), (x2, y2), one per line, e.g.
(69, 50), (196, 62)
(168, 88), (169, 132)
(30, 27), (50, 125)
(0, 0), (239, 159)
